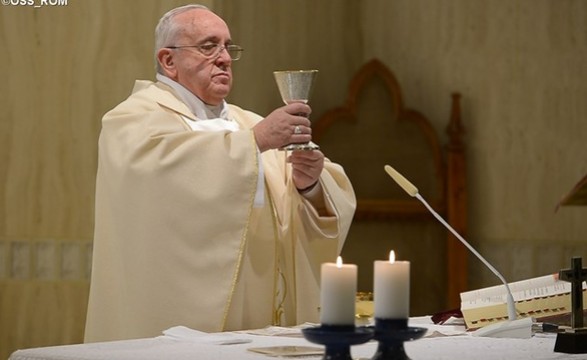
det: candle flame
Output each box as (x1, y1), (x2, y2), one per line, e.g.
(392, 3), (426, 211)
(336, 256), (343, 268)
(389, 250), (396, 263)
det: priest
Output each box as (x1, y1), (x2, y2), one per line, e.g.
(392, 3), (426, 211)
(84, 4), (356, 342)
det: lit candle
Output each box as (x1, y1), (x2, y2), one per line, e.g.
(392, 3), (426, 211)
(374, 250), (410, 319)
(320, 256), (357, 326)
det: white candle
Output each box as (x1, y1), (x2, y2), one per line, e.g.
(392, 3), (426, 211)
(374, 250), (410, 319)
(320, 256), (357, 325)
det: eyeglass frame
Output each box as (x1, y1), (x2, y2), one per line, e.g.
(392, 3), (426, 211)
(165, 43), (244, 61)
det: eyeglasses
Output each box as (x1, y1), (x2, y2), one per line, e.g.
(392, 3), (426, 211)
(166, 43), (244, 61)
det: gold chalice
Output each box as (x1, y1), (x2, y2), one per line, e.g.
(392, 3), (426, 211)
(273, 70), (320, 151)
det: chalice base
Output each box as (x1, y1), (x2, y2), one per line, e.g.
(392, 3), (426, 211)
(280, 141), (320, 151)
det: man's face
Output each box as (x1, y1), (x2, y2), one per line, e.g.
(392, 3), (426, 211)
(159, 9), (233, 106)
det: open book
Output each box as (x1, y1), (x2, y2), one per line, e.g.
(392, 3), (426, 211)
(460, 274), (587, 329)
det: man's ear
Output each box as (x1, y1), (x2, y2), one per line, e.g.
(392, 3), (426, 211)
(157, 48), (178, 79)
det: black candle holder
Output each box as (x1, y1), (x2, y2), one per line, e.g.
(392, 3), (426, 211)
(302, 325), (374, 360)
(371, 318), (427, 360)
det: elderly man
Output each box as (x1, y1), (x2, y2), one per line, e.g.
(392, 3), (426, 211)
(84, 4), (356, 342)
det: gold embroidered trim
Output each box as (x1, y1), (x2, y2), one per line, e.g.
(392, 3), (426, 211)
(270, 151), (292, 326)
(269, 160), (284, 326)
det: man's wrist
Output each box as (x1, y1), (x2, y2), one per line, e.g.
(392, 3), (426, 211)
(297, 181), (319, 194)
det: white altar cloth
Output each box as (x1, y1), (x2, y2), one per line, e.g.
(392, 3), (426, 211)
(9, 319), (587, 360)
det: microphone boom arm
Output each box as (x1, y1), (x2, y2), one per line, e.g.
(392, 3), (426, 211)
(383, 164), (517, 321)
(414, 193), (517, 321)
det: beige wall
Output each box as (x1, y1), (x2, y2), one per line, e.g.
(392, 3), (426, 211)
(358, 0), (587, 286)
(1, 0), (586, 358)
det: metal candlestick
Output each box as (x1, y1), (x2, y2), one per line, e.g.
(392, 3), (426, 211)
(371, 319), (427, 360)
(302, 325), (374, 360)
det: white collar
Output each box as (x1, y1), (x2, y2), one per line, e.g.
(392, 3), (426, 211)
(156, 73), (230, 120)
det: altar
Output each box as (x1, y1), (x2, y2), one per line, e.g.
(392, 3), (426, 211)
(9, 317), (587, 360)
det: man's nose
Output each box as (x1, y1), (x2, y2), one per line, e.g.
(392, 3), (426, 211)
(215, 46), (232, 63)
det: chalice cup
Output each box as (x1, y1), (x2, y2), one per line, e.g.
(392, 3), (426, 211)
(274, 70), (320, 151)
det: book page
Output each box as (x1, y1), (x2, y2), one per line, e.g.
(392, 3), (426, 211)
(460, 274), (587, 329)
(460, 275), (573, 309)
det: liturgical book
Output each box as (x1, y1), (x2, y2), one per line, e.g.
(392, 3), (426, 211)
(460, 274), (587, 329)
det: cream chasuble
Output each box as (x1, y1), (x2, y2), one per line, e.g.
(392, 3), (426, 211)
(84, 80), (356, 343)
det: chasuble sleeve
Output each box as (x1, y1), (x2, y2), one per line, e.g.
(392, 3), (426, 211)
(226, 105), (357, 325)
(292, 162), (357, 323)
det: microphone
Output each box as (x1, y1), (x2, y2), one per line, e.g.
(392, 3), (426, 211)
(384, 165), (533, 338)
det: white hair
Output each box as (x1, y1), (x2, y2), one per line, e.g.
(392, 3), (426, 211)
(154, 4), (210, 73)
